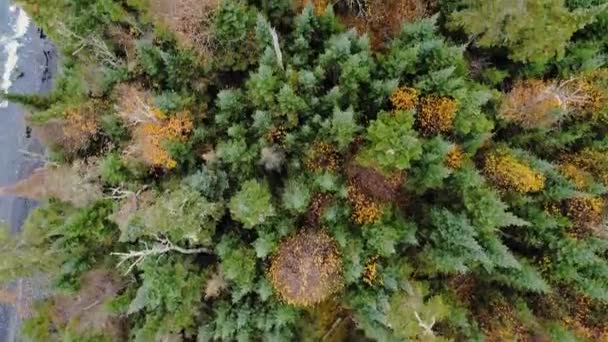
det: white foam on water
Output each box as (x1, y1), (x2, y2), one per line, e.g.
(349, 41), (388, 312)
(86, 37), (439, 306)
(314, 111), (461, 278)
(13, 7), (30, 38)
(1, 6), (31, 108)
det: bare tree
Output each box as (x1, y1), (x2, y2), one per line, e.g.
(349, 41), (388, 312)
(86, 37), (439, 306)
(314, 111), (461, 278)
(57, 23), (120, 68)
(111, 235), (211, 275)
(414, 311), (436, 336)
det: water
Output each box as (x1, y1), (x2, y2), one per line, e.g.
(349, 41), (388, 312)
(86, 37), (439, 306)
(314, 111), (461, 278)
(0, 0), (31, 108)
(0, 0), (55, 340)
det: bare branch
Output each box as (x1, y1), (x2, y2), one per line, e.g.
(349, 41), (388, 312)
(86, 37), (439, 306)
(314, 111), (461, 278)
(103, 187), (137, 200)
(18, 149), (57, 167)
(57, 23), (120, 68)
(111, 236), (212, 274)
(322, 317), (344, 341)
(269, 26), (284, 71)
(414, 311), (436, 336)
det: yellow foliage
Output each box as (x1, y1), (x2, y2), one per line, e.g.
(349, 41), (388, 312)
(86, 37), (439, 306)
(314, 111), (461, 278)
(60, 101), (103, 153)
(566, 148), (608, 186)
(305, 141), (340, 172)
(348, 184), (382, 225)
(445, 145), (465, 170)
(134, 112), (194, 169)
(417, 95), (458, 135)
(269, 230), (343, 307)
(363, 256), (383, 286)
(294, 0), (328, 15)
(564, 197), (605, 229)
(313, 0), (329, 15)
(578, 69), (608, 120)
(560, 163), (591, 190)
(484, 151), (545, 193)
(390, 87), (418, 111)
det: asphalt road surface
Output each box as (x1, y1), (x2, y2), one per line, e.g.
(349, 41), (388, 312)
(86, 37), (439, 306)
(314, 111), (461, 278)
(0, 1), (56, 340)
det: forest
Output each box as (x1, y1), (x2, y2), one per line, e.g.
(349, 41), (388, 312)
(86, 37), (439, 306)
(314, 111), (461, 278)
(2, 0), (608, 340)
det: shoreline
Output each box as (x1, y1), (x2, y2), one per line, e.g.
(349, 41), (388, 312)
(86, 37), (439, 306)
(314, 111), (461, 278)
(0, 3), (56, 341)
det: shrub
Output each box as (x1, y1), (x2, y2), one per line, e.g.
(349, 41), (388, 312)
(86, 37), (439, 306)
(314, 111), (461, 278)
(228, 179), (276, 228)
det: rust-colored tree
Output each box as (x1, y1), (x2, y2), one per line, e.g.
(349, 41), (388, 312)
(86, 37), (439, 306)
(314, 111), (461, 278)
(269, 230), (343, 306)
(500, 79), (595, 129)
(149, 0), (218, 59)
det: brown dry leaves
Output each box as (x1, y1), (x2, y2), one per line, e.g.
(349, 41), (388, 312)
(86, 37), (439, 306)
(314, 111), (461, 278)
(32, 100), (104, 156)
(51, 269), (126, 339)
(150, 0), (219, 60)
(269, 230), (343, 306)
(0, 162), (103, 207)
(115, 84), (194, 169)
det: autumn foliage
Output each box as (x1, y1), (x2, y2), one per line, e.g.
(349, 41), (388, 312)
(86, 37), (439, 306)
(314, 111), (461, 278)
(269, 230), (343, 307)
(149, 0), (218, 59)
(483, 150), (545, 193)
(390, 86), (418, 111)
(7, 1), (608, 341)
(131, 113), (193, 169)
(416, 95), (458, 135)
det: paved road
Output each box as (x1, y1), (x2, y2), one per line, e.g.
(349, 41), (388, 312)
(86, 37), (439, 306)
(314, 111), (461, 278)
(0, 1), (56, 340)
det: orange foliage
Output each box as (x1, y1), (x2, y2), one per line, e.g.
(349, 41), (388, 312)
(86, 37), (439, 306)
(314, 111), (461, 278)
(500, 80), (560, 129)
(327, 0), (436, 50)
(577, 69), (608, 119)
(538, 289), (608, 341)
(294, 1), (436, 49)
(295, 0), (328, 14)
(61, 102), (101, 153)
(417, 95), (458, 136)
(132, 113), (194, 169)
(312, 0), (329, 15)
(32, 101), (103, 156)
(116, 84), (194, 169)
